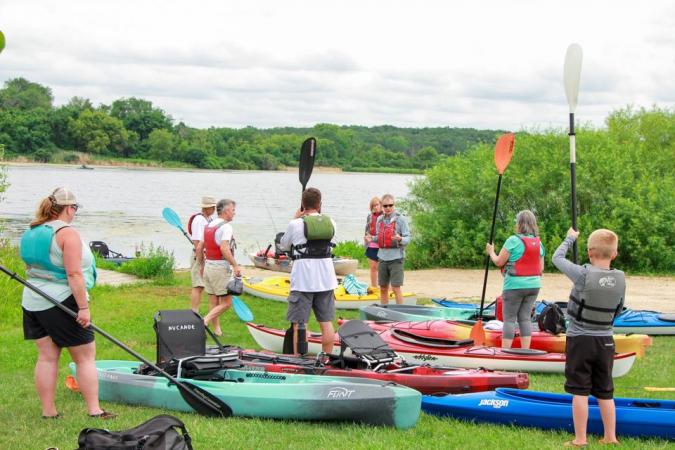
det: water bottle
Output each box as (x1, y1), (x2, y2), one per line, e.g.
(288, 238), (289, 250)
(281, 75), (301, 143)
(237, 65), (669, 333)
(297, 322), (308, 355)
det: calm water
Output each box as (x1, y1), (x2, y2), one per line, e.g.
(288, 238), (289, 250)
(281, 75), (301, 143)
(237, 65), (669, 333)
(0, 165), (417, 267)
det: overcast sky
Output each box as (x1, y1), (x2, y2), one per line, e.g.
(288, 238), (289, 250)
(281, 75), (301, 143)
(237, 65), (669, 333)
(1, 0), (673, 131)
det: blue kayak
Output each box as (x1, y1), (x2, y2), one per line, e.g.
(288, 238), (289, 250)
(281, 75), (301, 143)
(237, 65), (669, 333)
(422, 388), (675, 439)
(533, 302), (675, 336)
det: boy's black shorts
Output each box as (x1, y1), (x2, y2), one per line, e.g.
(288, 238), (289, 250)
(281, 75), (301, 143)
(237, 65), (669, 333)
(23, 295), (95, 348)
(564, 335), (615, 399)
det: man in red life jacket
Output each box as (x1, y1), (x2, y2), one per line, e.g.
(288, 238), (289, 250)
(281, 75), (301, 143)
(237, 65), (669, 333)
(200, 199), (241, 336)
(368, 194), (411, 305)
(189, 196), (216, 313)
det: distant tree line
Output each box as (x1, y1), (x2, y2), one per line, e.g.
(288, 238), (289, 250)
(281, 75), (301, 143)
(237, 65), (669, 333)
(0, 77), (502, 171)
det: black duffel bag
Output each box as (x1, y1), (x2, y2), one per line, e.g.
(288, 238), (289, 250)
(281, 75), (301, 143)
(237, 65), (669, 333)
(76, 414), (193, 450)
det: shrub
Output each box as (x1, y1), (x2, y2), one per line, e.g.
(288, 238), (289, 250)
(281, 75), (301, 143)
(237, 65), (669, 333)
(118, 243), (175, 282)
(333, 240), (368, 268)
(0, 244), (25, 326)
(63, 152), (79, 163)
(32, 147), (52, 162)
(403, 107), (675, 273)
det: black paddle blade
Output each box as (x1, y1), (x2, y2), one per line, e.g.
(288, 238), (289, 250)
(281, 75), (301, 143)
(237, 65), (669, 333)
(176, 381), (232, 417)
(298, 137), (317, 190)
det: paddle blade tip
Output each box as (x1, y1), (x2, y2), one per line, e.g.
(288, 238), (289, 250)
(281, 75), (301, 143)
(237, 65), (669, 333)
(494, 133), (515, 174)
(564, 43), (583, 112)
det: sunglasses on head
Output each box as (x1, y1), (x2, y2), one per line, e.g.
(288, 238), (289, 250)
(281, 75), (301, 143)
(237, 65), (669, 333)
(383, 204), (394, 208)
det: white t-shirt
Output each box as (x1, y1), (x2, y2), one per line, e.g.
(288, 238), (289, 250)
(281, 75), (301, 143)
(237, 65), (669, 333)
(205, 218), (234, 265)
(279, 214), (338, 292)
(189, 213), (212, 242)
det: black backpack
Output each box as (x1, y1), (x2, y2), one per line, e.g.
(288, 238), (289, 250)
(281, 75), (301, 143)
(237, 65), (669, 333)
(537, 302), (567, 335)
(76, 414), (193, 450)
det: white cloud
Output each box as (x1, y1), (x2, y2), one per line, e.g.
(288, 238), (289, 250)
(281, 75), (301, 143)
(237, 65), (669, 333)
(0, 0), (673, 130)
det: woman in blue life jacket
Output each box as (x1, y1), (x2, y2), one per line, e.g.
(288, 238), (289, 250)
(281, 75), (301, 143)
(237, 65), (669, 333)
(19, 188), (115, 419)
(486, 210), (545, 349)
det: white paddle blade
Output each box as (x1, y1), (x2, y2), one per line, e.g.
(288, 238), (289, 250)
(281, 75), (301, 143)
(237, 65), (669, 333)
(563, 43), (583, 113)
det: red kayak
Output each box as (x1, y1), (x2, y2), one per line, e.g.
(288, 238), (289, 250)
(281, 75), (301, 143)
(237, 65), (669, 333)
(236, 350), (529, 395)
(247, 321), (636, 376)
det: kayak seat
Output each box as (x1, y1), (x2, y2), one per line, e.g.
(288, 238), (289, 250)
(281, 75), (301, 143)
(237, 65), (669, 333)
(658, 314), (675, 323)
(501, 348), (548, 356)
(337, 320), (401, 369)
(89, 240), (126, 259)
(391, 329), (474, 348)
(154, 310), (206, 364)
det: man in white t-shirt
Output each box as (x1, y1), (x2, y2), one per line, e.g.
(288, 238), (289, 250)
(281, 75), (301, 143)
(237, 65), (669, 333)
(189, 196), (216, 313)
(200, 199), (241, 336)
(278, 187), (337, 354)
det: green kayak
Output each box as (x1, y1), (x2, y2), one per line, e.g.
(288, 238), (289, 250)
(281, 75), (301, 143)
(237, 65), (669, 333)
(360, 304), (478, 322)
(71, 360), (421, 429)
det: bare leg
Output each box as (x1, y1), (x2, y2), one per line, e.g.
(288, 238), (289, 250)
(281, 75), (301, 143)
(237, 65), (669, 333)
(208, 294), (222, 335)
(318, 321), (335, 354)
(68, 342), (104, 415)
(598, 399), (619, 444)
(291, 323), (299, 355)
(203, 295), (232, 325)
(520, 336), (531, 349)
(190, 286), (203, 313)
(571, 395), (589, 446)
(501, 338), (513, 349)
(34, 337), (61, 417)
(380, 286), (390, 305)
(368, 259), (378, 287)
(392, 286), (403, 305)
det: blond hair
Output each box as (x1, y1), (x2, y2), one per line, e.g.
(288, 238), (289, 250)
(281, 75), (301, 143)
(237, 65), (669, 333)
(588, 229), (618, 259)
(30, 194), (67, 228)
(369, 196), (381, 210)
(515, 210), (539, 236)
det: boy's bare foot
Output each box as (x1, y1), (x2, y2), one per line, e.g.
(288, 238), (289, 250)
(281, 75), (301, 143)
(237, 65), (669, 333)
(563, 441), (587, 448)
(214, 329), (223, 336)
(598, 438), (620, 445)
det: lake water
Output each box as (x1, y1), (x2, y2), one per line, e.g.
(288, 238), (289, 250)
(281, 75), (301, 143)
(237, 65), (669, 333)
(0, 165), (417, 267)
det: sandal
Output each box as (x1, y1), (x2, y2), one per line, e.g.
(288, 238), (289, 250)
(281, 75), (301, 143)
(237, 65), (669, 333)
(563, 441), (587, 448)
(598, 438), (620, 445)
(42, 413), (61, 419)
(89, 410), (117, 419)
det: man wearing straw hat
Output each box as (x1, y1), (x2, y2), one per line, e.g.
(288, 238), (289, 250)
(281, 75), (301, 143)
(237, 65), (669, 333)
(189, 196), (216, 315)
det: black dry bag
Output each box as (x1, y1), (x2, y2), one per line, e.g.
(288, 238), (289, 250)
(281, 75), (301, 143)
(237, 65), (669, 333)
(76, 414), (193, 450)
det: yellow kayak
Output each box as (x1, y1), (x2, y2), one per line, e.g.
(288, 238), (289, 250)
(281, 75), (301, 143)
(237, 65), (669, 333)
(243, 276), (417, 310)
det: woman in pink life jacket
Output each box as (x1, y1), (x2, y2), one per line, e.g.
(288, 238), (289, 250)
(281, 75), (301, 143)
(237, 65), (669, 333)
(363, 196), (382, 287)
(486, 210), (545, 349)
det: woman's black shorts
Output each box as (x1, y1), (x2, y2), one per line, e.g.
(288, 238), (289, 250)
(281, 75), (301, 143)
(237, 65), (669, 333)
(365, 247), (379, 262)
(23, 295), (94, 348)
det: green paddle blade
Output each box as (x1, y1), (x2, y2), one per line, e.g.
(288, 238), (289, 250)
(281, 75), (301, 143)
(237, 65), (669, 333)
(162, 207), (183, 229)
(0, 30), (5, 54)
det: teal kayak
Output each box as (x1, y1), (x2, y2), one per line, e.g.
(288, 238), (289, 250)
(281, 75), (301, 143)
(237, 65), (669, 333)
(71, 361), (421, 429)
(360, 304), (478, 322)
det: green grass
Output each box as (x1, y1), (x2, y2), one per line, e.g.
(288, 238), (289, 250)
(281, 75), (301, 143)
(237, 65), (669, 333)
(0, 271), (673, 449)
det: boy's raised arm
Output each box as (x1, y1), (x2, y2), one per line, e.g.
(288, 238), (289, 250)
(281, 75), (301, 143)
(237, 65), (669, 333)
(552, 229), (584, 282)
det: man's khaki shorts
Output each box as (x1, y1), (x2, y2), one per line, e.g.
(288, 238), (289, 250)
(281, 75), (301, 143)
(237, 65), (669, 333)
(190, 257), (205, 288)
(203, 263), (232, 296)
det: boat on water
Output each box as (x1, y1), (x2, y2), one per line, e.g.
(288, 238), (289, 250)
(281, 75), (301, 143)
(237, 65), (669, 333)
(243, 275), (417, 309)
(422, 388), (675, 439)
(70, 360), (421, 428)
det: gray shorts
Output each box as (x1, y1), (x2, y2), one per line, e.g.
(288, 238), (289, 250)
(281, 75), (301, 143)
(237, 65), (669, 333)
(378, 258), (404, 287)
(286, 290), (335, 323)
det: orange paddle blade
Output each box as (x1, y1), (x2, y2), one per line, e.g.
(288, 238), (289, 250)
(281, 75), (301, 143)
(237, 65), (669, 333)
(65, 374), (80, 392)
(494, 133), (515, 175)
(469, 319), (486, 346)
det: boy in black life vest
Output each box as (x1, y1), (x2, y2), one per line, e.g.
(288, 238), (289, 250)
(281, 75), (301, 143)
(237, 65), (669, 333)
(553, 228), (624, 447)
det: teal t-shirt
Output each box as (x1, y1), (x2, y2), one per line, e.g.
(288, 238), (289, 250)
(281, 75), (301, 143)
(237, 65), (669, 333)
(502, 234), (545, 291)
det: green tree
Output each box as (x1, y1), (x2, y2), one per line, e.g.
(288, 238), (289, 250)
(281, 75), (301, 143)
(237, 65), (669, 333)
(0, 109), (52, 154)
(0, 77), (53, 110)
(147, 128), (175, 162)
(69, 110), (129, 155)
(50, 96), (94, 150)
(110, 98), (172, 141)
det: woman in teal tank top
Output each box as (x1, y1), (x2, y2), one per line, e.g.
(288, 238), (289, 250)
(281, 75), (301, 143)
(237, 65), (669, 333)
(486, 210), (545, 349)
(20, 188), (114, 419)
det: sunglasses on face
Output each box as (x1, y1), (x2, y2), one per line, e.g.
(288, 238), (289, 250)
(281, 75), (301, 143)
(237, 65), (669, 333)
(383, 204), (394, 208)
(70, 204), (80, 212)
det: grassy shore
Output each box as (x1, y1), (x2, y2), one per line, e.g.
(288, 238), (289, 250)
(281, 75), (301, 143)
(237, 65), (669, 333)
(0, 269), (673, 449)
